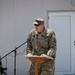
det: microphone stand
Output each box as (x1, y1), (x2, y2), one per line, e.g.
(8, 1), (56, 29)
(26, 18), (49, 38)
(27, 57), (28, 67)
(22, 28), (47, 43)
(0, 40), (28, 75)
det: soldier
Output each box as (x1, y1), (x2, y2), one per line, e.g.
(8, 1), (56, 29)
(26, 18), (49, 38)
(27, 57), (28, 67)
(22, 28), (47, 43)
(26, 18), (57, 75)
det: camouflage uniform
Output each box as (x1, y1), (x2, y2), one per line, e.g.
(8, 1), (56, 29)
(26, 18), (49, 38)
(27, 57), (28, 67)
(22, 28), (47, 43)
(26, 27), (57, 75)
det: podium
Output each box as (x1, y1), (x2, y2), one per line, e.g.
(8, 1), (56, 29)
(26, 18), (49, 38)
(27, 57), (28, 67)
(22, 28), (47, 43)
(25, 55), (53, 75)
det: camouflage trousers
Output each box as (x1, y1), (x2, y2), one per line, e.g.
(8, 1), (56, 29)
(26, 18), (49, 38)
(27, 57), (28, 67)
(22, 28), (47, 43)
(27, 60), (55, 75)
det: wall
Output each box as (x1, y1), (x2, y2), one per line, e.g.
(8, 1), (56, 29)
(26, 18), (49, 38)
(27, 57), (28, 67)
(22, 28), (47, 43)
(0, 0), (75, 75)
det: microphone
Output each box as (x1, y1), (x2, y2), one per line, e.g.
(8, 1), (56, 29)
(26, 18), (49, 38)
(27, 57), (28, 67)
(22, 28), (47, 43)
(27, 38), (31, 42)
(27, 35), (35, 42)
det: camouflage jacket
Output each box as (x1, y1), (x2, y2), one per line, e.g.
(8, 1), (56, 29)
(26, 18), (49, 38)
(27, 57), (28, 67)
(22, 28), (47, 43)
(26, 27), (57, 59)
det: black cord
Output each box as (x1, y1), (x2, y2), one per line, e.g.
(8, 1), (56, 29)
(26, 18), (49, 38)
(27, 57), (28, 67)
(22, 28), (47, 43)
(16, 48), (26, 55)
(5, 57), (7, 75)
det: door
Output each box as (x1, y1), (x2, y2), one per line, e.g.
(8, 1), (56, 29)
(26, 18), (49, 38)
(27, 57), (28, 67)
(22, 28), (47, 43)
(48, 12), (75, 75)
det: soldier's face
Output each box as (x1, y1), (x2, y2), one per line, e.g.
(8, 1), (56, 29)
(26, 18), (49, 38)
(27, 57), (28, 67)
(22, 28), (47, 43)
(35, 24), (44, 32)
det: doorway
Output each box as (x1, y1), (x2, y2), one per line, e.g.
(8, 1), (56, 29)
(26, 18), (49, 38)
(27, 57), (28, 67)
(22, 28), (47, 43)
(48, 11), (75, 75)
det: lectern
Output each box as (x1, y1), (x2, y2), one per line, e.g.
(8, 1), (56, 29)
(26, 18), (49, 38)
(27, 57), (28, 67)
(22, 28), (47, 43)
(25, 55), (53, 75)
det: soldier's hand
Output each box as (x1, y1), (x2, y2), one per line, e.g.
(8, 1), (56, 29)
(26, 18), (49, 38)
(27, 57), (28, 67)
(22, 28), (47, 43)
(40, 54), (47, 57)
(27, 53), (33, 56)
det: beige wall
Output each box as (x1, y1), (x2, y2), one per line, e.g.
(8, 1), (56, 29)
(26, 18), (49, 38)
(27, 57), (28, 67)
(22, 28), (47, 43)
(0, 0), (75, 75)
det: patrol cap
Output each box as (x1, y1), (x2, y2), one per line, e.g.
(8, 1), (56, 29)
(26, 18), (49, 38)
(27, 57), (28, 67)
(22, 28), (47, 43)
(33, 18), (44, 26)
